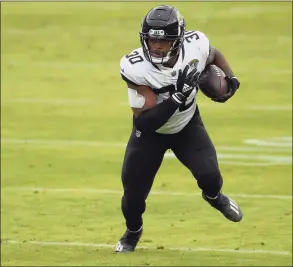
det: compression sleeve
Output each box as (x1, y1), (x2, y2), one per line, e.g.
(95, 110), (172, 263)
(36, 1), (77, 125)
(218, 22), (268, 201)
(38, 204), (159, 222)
(133, 97), (179, 133)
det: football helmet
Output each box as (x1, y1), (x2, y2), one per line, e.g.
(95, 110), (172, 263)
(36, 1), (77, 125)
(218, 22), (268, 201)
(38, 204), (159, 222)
(140, 5), (186, 64)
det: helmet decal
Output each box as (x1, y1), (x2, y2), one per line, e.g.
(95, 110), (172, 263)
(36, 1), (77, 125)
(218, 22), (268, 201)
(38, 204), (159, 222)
(149, 29), (165, 37)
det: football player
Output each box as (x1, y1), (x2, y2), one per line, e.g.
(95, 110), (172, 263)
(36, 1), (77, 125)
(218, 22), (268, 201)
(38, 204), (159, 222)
(115, 5), (242, 253)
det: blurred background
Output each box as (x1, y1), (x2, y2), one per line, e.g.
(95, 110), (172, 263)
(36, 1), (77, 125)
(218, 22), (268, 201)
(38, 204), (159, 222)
(1, 2), (292, 266)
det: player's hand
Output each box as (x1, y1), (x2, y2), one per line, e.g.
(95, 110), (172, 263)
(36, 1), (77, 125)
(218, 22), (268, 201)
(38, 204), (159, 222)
(172, 65), (199, 105)
(212, 76), (240, 103)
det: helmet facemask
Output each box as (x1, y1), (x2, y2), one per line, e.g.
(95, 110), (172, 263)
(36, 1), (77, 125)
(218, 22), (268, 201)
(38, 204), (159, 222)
(140, 33), (183, 64)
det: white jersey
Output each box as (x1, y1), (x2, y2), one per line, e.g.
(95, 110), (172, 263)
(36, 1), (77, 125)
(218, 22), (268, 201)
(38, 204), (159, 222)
(120, 30), (210, 134)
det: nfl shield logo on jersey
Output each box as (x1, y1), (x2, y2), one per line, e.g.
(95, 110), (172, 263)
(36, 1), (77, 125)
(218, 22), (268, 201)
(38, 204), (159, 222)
(135, 130), (141, 137)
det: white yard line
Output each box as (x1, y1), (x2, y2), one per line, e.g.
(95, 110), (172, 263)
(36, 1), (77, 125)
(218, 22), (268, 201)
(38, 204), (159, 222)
(0, 138), (126, 148)
(214, 146), (291, 152)
(2, 187), (292, 200)
(166, 153), (291, 163)
(3, 240), (291, 256)
(245, 139), (292, 148)
(2, 98), (292, 111)
(1, 138), (291, 152)
(2, 98), (96, 105)
(208, 161), (288, 167)
(1, 138), (291, 166)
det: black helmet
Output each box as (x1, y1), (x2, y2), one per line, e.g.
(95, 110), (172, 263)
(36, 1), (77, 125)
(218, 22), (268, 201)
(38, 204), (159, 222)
(140, 5), (186, 64)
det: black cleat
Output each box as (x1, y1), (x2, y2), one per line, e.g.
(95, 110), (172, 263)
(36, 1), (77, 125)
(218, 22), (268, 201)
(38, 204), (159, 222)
(115, 227), (143, 253)
(202, 192), (243, 222)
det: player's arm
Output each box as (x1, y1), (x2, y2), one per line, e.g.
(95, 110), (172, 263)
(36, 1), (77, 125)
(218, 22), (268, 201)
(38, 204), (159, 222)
(120, 53), (179, 133)
(206, 46), (240, 102)
(206, 47), (234, 77)
(127, 82), (178, 133)
(128, 83), (157, 117)
(126, 66), (196, 133)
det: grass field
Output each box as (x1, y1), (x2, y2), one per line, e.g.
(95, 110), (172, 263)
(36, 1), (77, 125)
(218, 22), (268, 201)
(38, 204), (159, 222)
(1, 2), (292, 266)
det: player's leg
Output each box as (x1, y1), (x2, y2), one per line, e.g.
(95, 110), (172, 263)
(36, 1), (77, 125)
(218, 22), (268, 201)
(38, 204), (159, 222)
(116, 127), (168, 253)
(171, 113), (243, 222)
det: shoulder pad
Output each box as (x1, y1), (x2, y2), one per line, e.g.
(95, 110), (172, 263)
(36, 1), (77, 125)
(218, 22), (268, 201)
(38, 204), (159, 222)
(184, 30), (210, 59)
(120, 49), (148, 86)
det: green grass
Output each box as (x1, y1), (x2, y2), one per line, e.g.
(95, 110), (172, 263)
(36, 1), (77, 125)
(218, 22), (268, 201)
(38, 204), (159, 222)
(1, 2), (292, 266)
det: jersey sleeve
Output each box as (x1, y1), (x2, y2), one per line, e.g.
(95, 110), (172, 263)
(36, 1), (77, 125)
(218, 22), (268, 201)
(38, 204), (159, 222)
(120, 51), (148, 86)
(195, 31), (210, 63)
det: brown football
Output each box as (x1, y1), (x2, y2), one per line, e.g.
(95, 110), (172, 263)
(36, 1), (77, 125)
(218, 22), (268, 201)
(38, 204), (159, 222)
(198, 64), (228, 99)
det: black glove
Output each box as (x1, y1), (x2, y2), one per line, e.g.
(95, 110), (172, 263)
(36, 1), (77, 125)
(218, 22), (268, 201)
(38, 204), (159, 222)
(171, 65), (200, 105)
(212, 76), (240, 103)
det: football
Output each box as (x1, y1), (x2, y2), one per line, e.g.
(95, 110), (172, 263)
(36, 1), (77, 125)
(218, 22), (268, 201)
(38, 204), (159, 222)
(198, 64), (228, 99)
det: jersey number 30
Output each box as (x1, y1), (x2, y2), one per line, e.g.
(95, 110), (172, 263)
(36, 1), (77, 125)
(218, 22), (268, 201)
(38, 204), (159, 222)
(126, 51), (144, 65)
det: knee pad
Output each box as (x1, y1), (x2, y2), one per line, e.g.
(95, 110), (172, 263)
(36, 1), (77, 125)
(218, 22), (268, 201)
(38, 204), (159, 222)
(196, 171), (223, 198)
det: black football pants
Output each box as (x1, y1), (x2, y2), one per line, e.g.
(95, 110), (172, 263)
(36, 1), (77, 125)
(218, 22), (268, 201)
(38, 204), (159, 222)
(121, 111), (223, 231)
